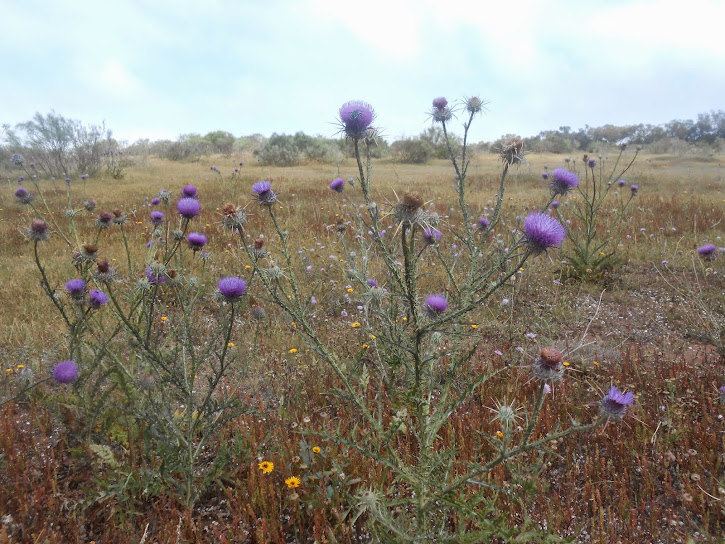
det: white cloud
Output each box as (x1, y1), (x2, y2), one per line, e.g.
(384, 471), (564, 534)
(99, 60), (144, 96)
(308, 0), (426, 60)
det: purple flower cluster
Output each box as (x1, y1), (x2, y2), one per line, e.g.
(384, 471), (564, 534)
(27, 219), (49, 241)
(478, 216), (490, 230)
(599, 386), (634, 420)
(15, 186), (35, 204)
(89, 289), (109, 309)
(550, 168), (580, 196)
(65, 279), (86, 300)
(523, 212), (566, 254)
(423, 227), (441, 244)
(218, 277), (247, 301)
(187, 232), (208, 251)
(339, 100), (374, 139)
(182, 184), (198, 198)
(697, 244), (717, 260)
(145, 266), (166, 284)
(151, 210), (165, 226)
(426, 294), (448, 315)
(53, 360), (79, 384)
(252, 181), (277, 206)
(177, 197), (201, 219)
(330, 177), (345, 193)
(431, 96), (452, 123)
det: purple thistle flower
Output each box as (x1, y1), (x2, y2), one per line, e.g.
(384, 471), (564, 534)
(630, 184), (639, 195)
(65, 279), (86, 299)
(151, 210), (165, 225)
(366, 278), (378, 287)
(18, 176), (24, 182)
(551, 200), (560, 209)
(145, 267), (166, 284)
(478, 216), (490, 230)
(96, 211), (114, 229)
(523, 212), (566, 254)
(182, 184), (198, 198)
(697, 244), (717, 260)
(339, 100), (374, 139)
(28, 219), (49, 241)
(177, 197), (201, 219)
(218, 277), (247, 301)
(252, 180), (276, 206)
(65, 177), (71, 184)
(618, 179), (627, 187)
(53, 360), (79, 384)
(550, 168), (580, 196)
(541, 172), (549, 179)
(89, 289), (109, 308)
(15, 186), (34, 204)
(81, 174), (88, 180)
(719, 385), (725, 402)
(588, 158), (596, 168)
(599, 386), (635, 420)
(432, 97), (448, 109)
(426, 294), (448, 315)
(187, 232), (208, 251)
(423, 227), (441, 244)
(330, 177), (345, 193)
(151, 197), (160, 205)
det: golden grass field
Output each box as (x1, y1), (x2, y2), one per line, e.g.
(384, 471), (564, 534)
(0, 151), (724, 543)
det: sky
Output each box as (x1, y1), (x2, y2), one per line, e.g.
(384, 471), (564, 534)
(1, 0), (724, 145)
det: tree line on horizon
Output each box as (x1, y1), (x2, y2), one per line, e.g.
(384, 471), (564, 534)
(2, 110), (725, 175)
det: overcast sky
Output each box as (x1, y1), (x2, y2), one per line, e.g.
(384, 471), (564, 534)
(2, 0), (723, 144)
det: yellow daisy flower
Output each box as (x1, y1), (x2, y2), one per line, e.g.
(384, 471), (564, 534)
(258, 461), (274, 474)
(285, 476), (301, 488)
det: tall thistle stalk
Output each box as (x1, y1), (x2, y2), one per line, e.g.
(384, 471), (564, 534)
(552, 146), (641, 280)
(238, 97), (633, 541)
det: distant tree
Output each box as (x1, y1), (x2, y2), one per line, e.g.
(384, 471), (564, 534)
(390, 137), (433, 164)
(4, 111), (110, 177)
(419, 126), (461, 159)
(161, 133), (208, 162)
(254, 133), (300, 166)
(203, 131), (236, 155)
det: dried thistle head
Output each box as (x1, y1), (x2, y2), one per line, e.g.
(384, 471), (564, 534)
(499, 138), (525, 166)
(82, 243), (98, 256)
(393, 192), (428, 227)
(401, 192), (424, 212)
(221, 203), (247, 230)
(539, 347), (563, 368)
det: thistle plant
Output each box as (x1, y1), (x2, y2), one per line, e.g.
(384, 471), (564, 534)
(552, 146), (641, 280)
(231, 98), (632, 540)
(16, 181), (255, 506)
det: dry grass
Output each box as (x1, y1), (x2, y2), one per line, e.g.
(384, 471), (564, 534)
(0, 152), (724, 543)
